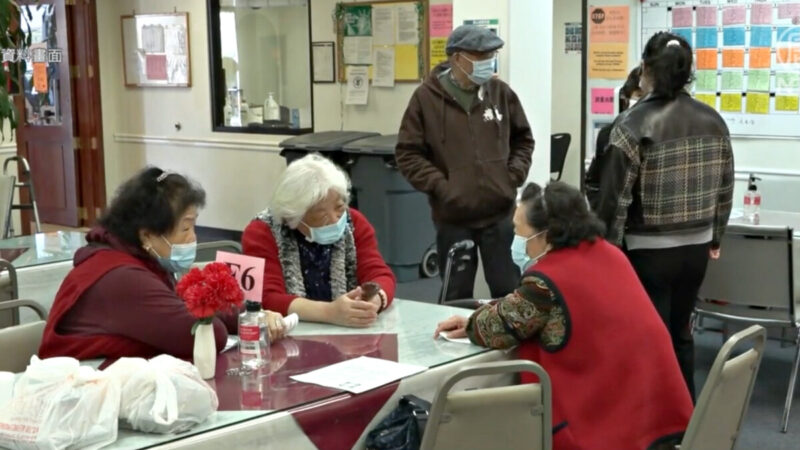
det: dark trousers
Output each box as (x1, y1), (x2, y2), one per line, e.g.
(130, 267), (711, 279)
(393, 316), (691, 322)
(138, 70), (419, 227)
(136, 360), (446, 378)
(436, 216), (520, 301)
(625, 243), (711, 401)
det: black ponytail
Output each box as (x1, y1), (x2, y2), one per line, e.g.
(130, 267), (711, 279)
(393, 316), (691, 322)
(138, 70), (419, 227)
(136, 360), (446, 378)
(642, 31), (694, 98)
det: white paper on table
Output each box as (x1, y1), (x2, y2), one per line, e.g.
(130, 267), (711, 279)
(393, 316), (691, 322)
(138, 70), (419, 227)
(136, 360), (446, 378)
(372, 5), (396, 45)
(438, 332), (472, 345)
(223, 336), (239, 353)
(290, 356), (426, 394)
(373, 48), (395, 87)
(345, 66), (370, 105)
(282, 313), (299, 334)
(395, 3), (419, 45)
(343, 36), (373, 65)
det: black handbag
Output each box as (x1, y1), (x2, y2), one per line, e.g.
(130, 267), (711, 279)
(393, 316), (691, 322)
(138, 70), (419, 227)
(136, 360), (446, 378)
(365, 395), (431, 450)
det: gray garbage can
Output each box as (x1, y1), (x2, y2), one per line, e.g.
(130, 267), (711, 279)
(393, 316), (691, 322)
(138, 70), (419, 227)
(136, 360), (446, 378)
(344, 135), (437, 282)
(279, 131), (379, 208)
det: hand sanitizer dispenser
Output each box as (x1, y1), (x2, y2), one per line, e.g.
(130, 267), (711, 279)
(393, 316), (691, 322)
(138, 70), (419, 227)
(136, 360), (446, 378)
(743, 173), (762, 220)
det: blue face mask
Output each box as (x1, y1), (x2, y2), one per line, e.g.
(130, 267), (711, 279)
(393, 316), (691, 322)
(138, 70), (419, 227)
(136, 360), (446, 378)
(510, 230), (547, 273)
(303, 211), (348, 245)
(458, 54), (496, 85)
(156, 236), (197, 273)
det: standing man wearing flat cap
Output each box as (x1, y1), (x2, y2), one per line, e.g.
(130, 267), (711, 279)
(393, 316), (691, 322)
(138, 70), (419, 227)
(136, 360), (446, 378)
(396, 25), (534, 300)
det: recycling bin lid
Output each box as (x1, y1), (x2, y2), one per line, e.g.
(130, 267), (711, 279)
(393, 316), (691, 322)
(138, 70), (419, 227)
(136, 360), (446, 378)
(279, 131), (380, 152)
(342, 134), (399, 155)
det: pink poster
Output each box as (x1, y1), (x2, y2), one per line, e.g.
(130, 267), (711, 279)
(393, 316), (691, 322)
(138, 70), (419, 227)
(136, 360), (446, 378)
(722, 5), (746, 26)
(591, 88), (615, 114)
(672, 7), (693, 28)
(145, 54), (167, 81)
(751, 3), (773, 25)
(429, 4), (453, 38)
(696, 6), (718, 27)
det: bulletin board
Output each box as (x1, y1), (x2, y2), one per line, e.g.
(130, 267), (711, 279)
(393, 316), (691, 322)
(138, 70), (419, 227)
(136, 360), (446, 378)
(334, 0), (429, 83)
(640, 1), (800, 138)
(121, 12), (191, 87)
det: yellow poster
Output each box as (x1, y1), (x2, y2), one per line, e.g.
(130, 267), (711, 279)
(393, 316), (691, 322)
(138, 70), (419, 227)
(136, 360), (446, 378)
(588, 43), (628, 79)
(695, 93), (717, 109)
(720, 93), (742, 112)
(776, 95), (800, 112)
(430, 37), (447, 67)
(395, 44), (419, 79)
(745, 92), (770, 114)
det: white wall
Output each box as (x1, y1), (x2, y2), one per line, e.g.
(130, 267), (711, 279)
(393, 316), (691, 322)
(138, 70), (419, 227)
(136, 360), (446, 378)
(550, 0), (582, 187)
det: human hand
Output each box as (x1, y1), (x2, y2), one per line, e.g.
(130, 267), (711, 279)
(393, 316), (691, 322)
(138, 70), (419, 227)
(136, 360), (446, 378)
(434, 315), (469, 339)
(329, 287), (379, 327)
(262, 310), (287, 342)
(709, 248), (721, 260)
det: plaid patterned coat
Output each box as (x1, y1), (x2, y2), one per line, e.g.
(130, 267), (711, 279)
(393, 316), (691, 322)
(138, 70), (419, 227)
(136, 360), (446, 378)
(593, 92), (734, 248)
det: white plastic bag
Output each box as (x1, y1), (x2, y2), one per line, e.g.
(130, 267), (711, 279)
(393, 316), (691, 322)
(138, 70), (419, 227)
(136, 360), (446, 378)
(0, 356), (120, 450)
(105, 354), (218, 434)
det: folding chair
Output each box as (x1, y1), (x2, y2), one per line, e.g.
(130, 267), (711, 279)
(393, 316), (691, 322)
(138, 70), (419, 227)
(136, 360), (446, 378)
(0, 299), (47, 372)
(421, 360), (552, 450)
(696, 223), (797, 432)
(550, 133), (571, 181)
(195, 240), (242, 263)
(679, 325), (766, 449)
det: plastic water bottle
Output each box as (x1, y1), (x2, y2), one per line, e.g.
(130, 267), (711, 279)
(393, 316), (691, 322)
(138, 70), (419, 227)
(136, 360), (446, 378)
(239, 300), (269, 370)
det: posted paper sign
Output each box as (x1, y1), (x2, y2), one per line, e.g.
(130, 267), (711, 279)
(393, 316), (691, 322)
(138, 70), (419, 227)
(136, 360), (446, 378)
(291, 356), (426, 394)
(429, 4), (453, 38)
(215, 252), (265, 303)
(345, 66), (370, 105)
(591, 88), (615, 114)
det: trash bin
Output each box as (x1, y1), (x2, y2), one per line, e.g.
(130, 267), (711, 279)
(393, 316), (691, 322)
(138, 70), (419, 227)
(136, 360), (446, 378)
(344, 135), (437, 282)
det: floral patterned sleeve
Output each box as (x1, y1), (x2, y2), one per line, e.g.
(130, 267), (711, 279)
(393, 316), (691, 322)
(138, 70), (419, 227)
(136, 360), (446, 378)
(465, 273), (568, 350)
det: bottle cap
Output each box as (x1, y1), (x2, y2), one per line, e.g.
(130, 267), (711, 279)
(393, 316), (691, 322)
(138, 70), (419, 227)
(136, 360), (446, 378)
(245, 300), (261, 312)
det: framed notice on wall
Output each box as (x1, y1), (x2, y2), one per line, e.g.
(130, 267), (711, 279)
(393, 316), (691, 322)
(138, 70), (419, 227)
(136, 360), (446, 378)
(121, 12), (191, 87)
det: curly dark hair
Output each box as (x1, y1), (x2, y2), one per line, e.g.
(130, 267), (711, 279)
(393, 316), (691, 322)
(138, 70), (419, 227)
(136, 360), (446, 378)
(99, 167), (206, 248)
(520, 181), (605, 250)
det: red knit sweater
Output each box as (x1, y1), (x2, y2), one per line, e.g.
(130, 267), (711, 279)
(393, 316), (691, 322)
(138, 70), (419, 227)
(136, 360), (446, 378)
(242, 208), (396, 315)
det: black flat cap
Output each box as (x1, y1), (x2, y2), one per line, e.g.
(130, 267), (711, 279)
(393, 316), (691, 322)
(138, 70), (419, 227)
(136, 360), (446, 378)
(445, 24), (504, 56)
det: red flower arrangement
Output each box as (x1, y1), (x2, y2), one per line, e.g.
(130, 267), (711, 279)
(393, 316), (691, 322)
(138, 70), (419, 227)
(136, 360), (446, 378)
(176, 262), (244, 333)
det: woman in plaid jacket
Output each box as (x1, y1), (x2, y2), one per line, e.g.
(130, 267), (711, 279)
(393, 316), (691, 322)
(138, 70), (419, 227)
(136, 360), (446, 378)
(593, 31), (734, 400)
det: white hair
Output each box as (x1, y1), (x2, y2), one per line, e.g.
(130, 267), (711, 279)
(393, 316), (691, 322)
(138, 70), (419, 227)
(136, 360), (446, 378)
(270, 153), (351, 228)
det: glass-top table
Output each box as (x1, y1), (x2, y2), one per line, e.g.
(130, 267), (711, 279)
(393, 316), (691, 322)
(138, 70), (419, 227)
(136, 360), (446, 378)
(107, 299), (494, 449)
(0, 231), (85, 269)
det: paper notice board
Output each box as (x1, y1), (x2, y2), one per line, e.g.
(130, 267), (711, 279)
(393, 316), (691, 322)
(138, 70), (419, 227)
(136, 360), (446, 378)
(335, 0), (430, 83)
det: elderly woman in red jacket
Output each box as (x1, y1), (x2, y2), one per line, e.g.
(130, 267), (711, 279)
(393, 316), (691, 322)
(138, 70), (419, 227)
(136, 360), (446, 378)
(40, 168), (282, 360)
(243, 154), (396, 327)
(435, 181), (693, 449)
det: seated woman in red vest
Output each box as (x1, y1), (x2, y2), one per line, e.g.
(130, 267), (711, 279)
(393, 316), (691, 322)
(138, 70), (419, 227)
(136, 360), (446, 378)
(434, 181), (693, 449)
(242, 154), (396, 327)
(40, 168), (284, 361)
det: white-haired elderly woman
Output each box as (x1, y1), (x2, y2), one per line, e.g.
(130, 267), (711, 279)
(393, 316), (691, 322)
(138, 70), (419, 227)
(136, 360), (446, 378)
(242, 154), (396, 327)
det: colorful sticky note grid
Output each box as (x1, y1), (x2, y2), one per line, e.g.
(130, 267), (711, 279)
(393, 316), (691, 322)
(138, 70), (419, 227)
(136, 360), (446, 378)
(695, 70), (718, 92)
(721, 70), (744, 91)
(746, 92), (770, 114)
(696, 6), (717, 27)
(722, 5), (746, 26)
(696, 49), (719, 70)
(672, 6), (693, 27)
(748, 69), (771, 92)
(749, 47), (772, 69)
(776, 95), (800, 112)
(750, 26), (773, 48)
(672, 28), (693, 48)
(777, 71), (800, 91)
(695, 93), (718, 109)
(777, 46), (800, 65)
(751, 3), (774, 25)
(696, 27), (718, 49)
(722, 49), (745, 68)
(777, 27), (800, 44)
(721, 93), (742, 112)
(723, 27), (746, 47)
